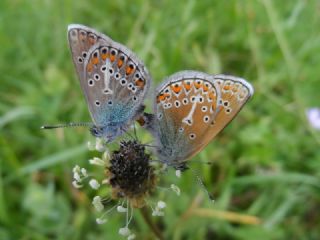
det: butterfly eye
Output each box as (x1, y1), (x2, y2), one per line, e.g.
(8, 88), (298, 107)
(78, 57), (83, 63)
(132, 96), (138, 102)
(92, 128), (98, 134)
(178, 127), (184, 133)
(90, 127), (101, 137)
(107, 100), (113, 105)
(82, 52), (87, 58)
(95, 100), (100, 106)
(198, 97), (204, 103)
(108, 68), (114, 75)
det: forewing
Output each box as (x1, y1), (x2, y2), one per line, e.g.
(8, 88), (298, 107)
(153, 71), (221, 164)
(83, 42), (150, 126)
(68, 24), (151, 126)
(200, 74), (254, 145)
(68, 24), (110, 91)
(153, 71), (254, 165)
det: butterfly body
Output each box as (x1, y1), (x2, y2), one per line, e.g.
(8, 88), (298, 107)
(68, 24), (151, 142)
(142, 71), (254, 169)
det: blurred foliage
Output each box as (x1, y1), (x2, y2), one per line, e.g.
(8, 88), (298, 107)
(1, 0), (320, 239)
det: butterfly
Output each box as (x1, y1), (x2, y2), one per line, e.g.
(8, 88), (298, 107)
(139, 70), (254, 170)
(67, 24), (151, 142)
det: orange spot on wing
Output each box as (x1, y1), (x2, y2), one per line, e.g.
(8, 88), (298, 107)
(117, 59), (123, 68)
(202, 84), (209, 92)
(92, 56), (99, 65)
(184, 82), (191, 91)
(101, 53), (109, 60)
(194, 82), (202, 89)
(159, 94), (166, 101)
(135, 78), (145, 88)
(171, 84), (182, 94)
(110, 55), (116, 62)
(223, 85), (231, 91)
(126, 66), (134, 75)
(163, 93), (170, 99)
(157, 94), (163, 103)
(86, 63), (93, 72)
(157, 93), (170, 103)
(208, 92), (216, 101)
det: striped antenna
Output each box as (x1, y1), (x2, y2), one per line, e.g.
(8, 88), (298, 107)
(41, 122), (93, 129)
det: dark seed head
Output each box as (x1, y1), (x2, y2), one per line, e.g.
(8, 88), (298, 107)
(106, 140), (157, 208)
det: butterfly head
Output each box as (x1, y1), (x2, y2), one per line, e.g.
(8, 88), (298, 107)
(90, 125), (124, 143)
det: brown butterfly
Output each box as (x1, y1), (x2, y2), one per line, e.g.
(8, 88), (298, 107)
(140, 70), (254, 170)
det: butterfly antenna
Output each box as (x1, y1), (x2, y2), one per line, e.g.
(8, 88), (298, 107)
(190, 168), (215, 202)
(41, 122), (93, 129)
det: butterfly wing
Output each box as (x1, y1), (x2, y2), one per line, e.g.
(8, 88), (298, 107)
(68, 24), (110, 96)
(68, 24), (151, 130)
(198, 74), (254, 149)
(83, 43), (150, 127)
(151, 71), (253, 167)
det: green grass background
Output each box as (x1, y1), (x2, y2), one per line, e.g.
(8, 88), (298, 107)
(1, 0), (320, 239)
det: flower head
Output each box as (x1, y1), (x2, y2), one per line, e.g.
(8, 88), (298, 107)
(71, 138), (181, 238)
(106, 140), (157, 208)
